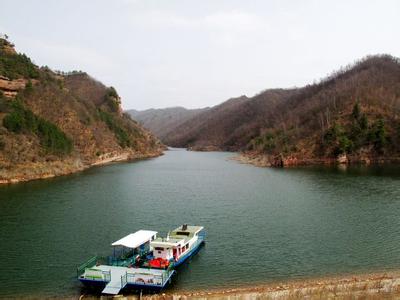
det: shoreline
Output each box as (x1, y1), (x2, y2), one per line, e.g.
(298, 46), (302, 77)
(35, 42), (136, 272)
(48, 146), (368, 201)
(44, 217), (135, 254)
(232, 152), (400, 168)
(75, 270), (400, 300)
(0, 150), (164, 185)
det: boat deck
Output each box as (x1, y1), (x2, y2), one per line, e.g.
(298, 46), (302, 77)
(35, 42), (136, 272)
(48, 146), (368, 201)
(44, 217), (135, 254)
(98, 266), (126, 294)
(93, 264), (166, 276)
(82, 264), (172, 294)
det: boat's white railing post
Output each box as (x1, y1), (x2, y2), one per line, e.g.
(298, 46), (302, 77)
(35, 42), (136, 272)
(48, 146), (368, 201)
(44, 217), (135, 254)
(121, 272), (127, 288)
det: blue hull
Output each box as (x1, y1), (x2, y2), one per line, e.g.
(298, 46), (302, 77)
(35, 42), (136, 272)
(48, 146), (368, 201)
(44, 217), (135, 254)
(79, 278), (107, 290)
(79, 270), (175, 293)
(173, 238), (205, 267)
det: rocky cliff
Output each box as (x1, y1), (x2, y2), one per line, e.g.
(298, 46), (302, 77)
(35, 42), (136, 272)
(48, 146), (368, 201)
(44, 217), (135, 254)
(0, 37), (164, 183)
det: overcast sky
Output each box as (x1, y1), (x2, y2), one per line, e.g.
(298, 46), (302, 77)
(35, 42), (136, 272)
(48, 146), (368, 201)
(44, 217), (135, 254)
(1, 0), (399, 110)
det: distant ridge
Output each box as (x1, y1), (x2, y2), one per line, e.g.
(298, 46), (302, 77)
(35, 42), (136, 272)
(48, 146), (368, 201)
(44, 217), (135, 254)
(127, 106), (208, 141)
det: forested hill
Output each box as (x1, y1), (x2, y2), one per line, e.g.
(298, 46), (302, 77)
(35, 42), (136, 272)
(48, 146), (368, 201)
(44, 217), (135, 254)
(246, 55), (400, 166)
(163, 91), (294, 151)
(0, 37), (164, 183)
(138, 55), (400, 165)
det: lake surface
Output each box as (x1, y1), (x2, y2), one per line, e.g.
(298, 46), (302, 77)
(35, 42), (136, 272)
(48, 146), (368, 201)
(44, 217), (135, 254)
(1, 149), (400, 298)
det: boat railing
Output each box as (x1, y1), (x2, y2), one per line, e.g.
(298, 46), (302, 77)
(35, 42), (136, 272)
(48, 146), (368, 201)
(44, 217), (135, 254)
(96, 256), (109, 265)
(124, 268), (174, 286)
(161, 266), (175, 285)
(121, 272), (127, 287)
(102, 270), (111, 282)
(77, 255), (97, 276)
(108, 255), (135, 267)
(80, 268), (111, 282)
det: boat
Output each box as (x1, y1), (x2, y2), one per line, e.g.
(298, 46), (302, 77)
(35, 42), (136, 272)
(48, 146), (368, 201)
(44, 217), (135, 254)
(150, 225), (205, 267)
(77, 225), (205, 295)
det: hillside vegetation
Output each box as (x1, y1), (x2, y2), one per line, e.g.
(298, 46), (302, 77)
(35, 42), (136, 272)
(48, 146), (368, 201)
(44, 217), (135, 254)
(246, 55), (400, 165)
(145, 55), (400, 165)
(0, 37), (163, 183)
(164, 91), (295, 151)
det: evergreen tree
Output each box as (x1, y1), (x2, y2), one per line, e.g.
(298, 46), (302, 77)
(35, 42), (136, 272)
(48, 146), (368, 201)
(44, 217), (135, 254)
(351, 101), (361, 120)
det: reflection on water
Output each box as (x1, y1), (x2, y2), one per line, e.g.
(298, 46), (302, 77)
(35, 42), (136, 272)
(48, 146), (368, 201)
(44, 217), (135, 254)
(1, 150), (400, 297)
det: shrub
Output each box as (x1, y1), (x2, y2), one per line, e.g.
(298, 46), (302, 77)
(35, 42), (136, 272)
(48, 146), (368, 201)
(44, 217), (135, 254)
(262, 133), (276, 153)
(106, 86), (118, 98)
(3, 111), (25, 132)
(351, 101), (361, 120)
(337, 135), (353, 155)
(0, 92), (9, 113)
(368, 118), (387, 152)
(349, 113), (369, 149)
(25, 79), (33, 92)
(322, 109), (389, 156)
(323, 123), (344, 144)
(104, 87), (120, 112)
(37, 119), (72, 154)
(98, 109), (131, 147)
(249, 130), (293, 154)
(0, 52), (39, 79)
(2, 101), (72, 154)
(3, 101), (37, 133)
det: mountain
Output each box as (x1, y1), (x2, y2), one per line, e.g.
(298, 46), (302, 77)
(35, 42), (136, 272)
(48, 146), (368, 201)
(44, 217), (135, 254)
(0, 37), (164, 183)
(147, 55), (400, 165)
(126, 107), (207, 141)
(163, 91), (295, 151)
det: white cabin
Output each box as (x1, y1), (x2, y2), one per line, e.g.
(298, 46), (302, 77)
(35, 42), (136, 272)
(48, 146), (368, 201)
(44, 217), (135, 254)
(150, 225), (204, 261)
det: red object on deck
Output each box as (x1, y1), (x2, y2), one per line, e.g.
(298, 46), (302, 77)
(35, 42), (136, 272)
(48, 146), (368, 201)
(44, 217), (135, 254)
(149, 257), (170, 268)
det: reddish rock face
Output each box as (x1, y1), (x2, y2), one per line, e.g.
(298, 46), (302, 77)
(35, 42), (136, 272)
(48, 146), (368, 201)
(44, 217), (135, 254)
(2, 90), (18, 97)
(2, 44), (16, 55)
(0, 78), (26, 91)
(0, 78), (40, 98)
(336, 154), (348, 164)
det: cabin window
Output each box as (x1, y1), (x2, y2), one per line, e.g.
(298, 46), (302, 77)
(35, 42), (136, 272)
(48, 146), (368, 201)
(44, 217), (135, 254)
(176, 231), (190, 236)
(155, 247), (164, 251)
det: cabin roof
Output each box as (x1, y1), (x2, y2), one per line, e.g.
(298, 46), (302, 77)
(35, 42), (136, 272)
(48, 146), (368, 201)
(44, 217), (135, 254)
(170, 225), (204, 235)
(111, 230), (157, 248)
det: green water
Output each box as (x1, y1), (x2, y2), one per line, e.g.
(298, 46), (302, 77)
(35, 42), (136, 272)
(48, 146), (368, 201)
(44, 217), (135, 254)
(1, 149), (400, 298)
